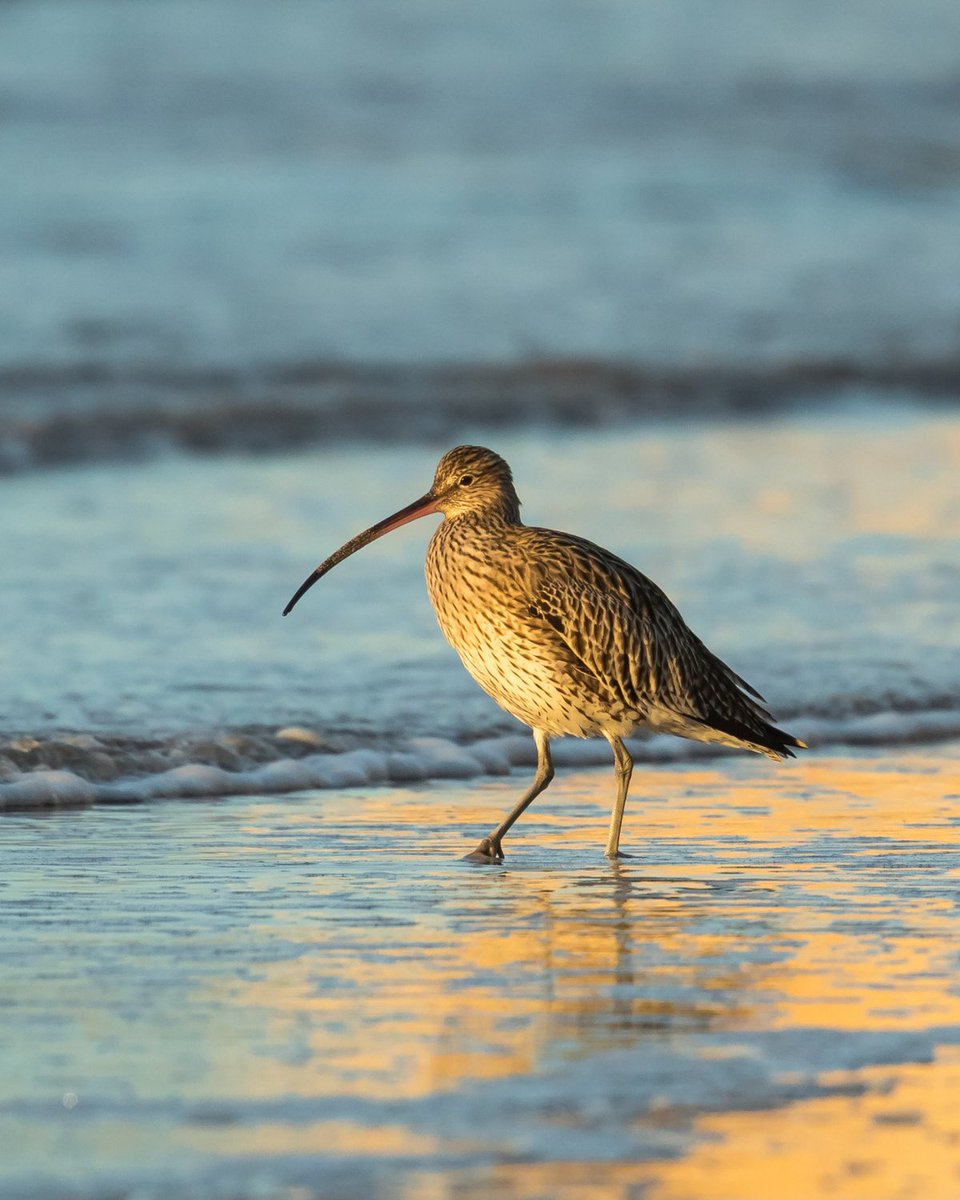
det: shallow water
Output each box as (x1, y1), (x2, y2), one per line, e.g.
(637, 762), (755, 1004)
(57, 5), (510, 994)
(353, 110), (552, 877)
(4, 745), (960, 1198)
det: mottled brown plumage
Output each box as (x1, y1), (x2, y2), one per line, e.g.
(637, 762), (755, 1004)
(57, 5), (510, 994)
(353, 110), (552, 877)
(285, 445), (804, 862)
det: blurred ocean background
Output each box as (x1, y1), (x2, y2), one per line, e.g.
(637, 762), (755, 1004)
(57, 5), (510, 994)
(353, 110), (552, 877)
(2, 0), (959, 803)
(5, 9), (960, 1200)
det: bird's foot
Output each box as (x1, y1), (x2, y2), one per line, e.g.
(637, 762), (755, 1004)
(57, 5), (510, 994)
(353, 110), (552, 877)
(605, 849), (634, 860)
(463, 836), (504, 865)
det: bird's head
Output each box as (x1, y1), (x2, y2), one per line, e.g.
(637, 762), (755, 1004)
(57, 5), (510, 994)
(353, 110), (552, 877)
(429, 445), (519, 520)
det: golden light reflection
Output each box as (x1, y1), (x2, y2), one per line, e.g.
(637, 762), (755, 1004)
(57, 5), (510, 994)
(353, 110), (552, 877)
(402, 1047), (960, 1200)
(200, 747), (960, 1111)
(185, 1118), (453, 1159)
(649, 1045), (960, 1200)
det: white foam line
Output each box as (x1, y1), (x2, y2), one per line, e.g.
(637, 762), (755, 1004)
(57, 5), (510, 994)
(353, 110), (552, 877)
(2, 711), (959, 811)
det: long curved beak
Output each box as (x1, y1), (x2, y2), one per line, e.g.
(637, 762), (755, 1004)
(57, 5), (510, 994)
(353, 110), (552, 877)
(283, 492), (441, 616)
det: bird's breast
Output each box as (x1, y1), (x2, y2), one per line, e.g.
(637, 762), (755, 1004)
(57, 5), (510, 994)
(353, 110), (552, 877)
(425, 522), (526, 653)
(424, 521), (616, 737)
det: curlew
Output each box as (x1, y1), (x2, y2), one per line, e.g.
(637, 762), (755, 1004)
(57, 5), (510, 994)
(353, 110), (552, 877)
(284, 446), (805, 863)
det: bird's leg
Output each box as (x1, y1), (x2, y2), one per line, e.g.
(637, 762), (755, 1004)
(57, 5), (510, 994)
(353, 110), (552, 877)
(604, 735), (633, 859)
(464, 731), (554, 864)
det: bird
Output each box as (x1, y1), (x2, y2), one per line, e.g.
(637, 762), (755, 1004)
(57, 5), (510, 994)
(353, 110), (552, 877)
(284, 445), (805, 863)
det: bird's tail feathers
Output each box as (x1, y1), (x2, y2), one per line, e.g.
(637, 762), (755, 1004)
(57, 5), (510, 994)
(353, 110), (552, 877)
(697, 711), (806, 760)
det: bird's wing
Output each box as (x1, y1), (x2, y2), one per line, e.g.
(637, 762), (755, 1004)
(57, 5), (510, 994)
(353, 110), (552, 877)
(519, 530), (771, 726)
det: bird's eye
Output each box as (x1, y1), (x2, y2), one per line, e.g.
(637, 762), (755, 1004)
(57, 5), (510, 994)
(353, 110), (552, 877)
(458, 474), (474, 486)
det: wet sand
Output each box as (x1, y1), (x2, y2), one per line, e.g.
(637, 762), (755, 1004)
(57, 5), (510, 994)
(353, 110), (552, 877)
(4, 744), (960, 1199)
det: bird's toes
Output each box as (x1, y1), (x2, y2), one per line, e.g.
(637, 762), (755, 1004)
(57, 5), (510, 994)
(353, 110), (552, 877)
(462, 838), (504, 865)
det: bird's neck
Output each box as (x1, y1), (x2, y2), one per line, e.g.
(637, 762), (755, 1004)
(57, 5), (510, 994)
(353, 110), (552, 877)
(455, 497), (522, 529)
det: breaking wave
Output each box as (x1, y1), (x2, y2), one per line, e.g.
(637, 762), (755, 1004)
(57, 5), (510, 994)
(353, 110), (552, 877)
(2, 699), (959, 811)
(2, 357), (959, 473)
